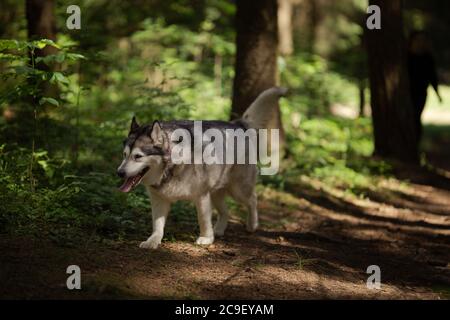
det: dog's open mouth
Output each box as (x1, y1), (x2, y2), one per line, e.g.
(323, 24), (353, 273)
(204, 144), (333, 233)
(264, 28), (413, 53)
(119, 167), (149, 193)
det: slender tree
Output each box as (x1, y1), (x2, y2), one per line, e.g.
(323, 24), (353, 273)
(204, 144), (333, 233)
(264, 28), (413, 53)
(25, 0), (58, 172)
(278, 0), (294, 56)
(366, 0), (418, 162)
(25, 0), (58, 108)
(305, 0), (320, 53)
(26, 0), (57, 60)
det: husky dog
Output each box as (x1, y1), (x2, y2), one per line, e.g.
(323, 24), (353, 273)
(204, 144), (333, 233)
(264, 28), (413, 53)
(117, 87), (287, 249)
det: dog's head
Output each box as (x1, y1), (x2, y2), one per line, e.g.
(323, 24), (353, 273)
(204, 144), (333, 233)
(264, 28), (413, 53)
(117, 117), (167, 192)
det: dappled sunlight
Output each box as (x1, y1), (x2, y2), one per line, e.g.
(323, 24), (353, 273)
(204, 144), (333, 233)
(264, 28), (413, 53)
(2, 0), (450, 301)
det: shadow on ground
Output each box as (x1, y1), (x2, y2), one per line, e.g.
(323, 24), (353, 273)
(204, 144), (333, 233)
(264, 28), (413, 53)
(1, 125), (450, 299)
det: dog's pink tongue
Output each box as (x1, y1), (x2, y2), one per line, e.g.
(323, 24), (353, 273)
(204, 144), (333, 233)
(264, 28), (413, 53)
(119, 178), (134, 193)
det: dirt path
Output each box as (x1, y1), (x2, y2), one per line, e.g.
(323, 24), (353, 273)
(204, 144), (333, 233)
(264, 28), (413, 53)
(2, 123), (450, 299)
(1, 160), (449, 300)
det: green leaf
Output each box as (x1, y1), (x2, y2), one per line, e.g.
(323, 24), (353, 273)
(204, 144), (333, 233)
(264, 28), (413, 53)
(49, 72), (69, 85)
(33, 151), (48, 158)
(0, 53), (22, 61)
(36, 53), (66, 65)
(39, 97), (59, 107)
(65, 53), (86, 61)
(37, 160), (54, 178)
(0, 39), (22, 51)
(32, 39), (60, 50)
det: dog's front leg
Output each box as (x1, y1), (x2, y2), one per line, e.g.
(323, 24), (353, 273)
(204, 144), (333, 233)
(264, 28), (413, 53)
(195, 193), (214, 245)
(139, 192), (170, 250)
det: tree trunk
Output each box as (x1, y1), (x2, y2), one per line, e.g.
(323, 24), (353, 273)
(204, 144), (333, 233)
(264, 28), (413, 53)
(366, 0), (418, 162)
(306, 0), (319, 53)
(0, 0), (19, 38)
(358, 80), (365, 117)
(26, 0), (57, 60)
(231, 0), (279, 119)
(231, 0), (284, 155)
(278, 0), (293, 56)
(26, 0), (58, 111)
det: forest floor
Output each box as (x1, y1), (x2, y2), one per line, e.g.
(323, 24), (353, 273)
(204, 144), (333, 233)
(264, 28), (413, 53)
(1, 126), (450, 300)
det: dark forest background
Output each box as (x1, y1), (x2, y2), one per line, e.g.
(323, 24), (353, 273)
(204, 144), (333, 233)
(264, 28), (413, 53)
(0, 0), (450, 299)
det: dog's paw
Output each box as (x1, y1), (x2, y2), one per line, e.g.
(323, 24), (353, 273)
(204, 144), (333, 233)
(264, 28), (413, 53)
(213, 229), (225, 237)
(139, 237), (161, 249)
(214, 225), (226, 237)
(195, 236), (214, 245)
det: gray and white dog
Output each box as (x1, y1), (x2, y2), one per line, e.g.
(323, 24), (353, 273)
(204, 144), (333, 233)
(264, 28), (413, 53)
(117, 87), (287, 249)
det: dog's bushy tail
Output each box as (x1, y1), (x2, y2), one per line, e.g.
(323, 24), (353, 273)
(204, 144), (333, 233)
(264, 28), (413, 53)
(241, 87), (288, 129)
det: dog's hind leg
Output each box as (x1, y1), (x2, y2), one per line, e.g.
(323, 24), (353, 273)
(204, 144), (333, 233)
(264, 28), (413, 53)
(139, 191), (171, 250)
(231, 187), (259, 233)
(244, 191), (259, 233)
(212, 191), (229, 237)
(195, 193), (215, 245)
(229, 166), (259, 233)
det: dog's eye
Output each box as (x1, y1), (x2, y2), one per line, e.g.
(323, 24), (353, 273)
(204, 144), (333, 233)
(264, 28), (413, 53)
(134, 154), (143, 160)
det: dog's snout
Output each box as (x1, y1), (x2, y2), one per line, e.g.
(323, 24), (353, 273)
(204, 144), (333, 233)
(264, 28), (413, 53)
(117, 169), (126, 178)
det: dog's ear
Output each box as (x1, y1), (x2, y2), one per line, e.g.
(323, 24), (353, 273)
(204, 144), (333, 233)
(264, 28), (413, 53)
(129, 116), (139, 133)
(149, 121), (164, 146)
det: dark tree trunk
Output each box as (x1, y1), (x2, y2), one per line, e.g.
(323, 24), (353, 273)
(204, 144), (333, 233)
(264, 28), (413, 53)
(26, 0), (57, 60)
(231, 0), (279, 119)
(306, 0), (319, 53)
(0, 0), (19, 38)
(231, 0), (284, 151)
(366, 0), (418, 162)
(25, 0), (58, 109)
